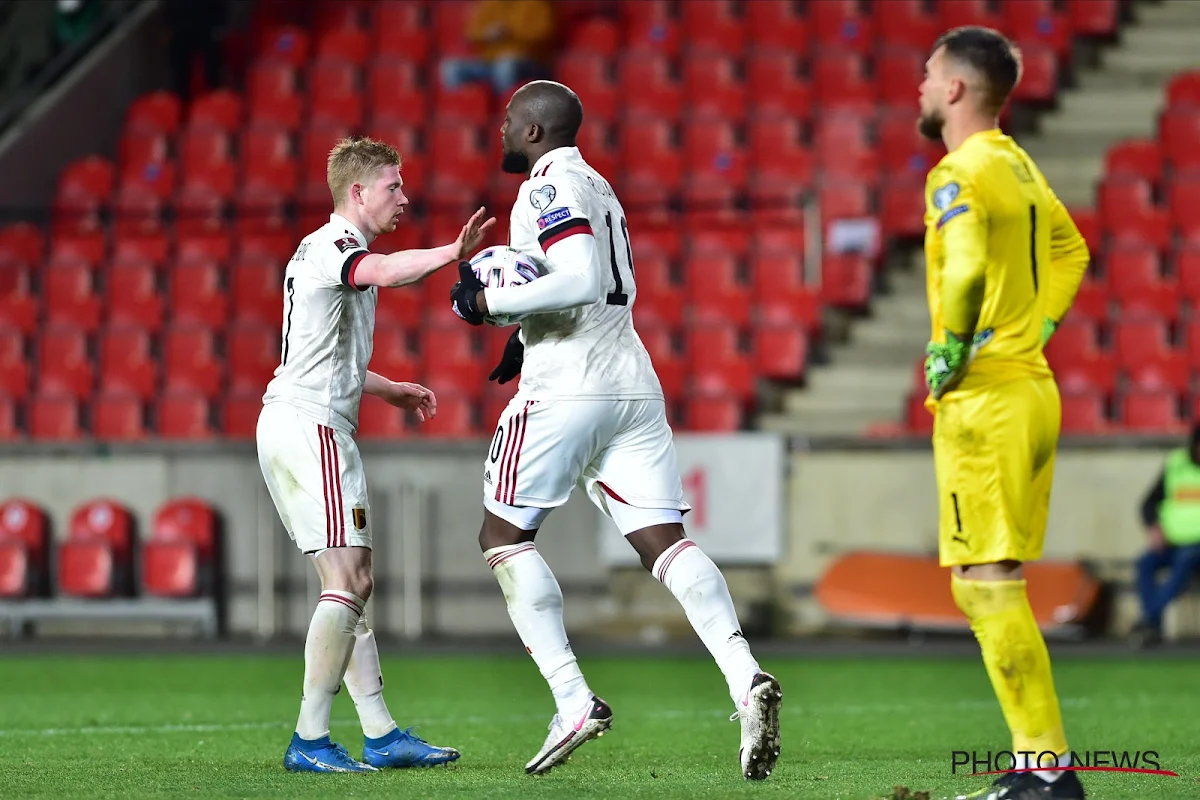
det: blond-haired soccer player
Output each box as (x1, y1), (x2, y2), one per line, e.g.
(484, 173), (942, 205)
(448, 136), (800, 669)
(917, 28), (1090, 800)
(257, 137), (494, 772)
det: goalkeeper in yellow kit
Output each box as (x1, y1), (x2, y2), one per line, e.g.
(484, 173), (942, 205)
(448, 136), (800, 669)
(918, 27), (1090, 800)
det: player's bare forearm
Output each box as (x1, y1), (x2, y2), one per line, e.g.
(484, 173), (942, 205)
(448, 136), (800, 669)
(363, 370), (394, 397)
(354, 245), (460, 289)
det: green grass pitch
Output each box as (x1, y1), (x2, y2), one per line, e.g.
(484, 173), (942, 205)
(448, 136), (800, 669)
(1, 650), (1197, 798)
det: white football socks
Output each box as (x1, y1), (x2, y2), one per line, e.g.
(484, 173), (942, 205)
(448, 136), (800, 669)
(653, 539), (761, 704)
(485, 543), (593, 717)
(1023, 750), (1072, 783)
(295, 590), (363, 741)
(342, 614), (399, 740)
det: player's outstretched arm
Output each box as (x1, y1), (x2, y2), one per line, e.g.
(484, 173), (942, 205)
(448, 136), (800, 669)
(364, 370), (437, 423)
(1041, 194), (1090, 344)
(353, 207), (496, 289)
(478, 234), (603, 317)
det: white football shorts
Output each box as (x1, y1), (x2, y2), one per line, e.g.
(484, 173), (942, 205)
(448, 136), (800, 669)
(257, 401), (372, 554)
(483, 397), (691, 533)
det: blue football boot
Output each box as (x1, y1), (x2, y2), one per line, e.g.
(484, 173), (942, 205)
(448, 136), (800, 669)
(362, 727), (462, 768)
(284, 733), (380, 773)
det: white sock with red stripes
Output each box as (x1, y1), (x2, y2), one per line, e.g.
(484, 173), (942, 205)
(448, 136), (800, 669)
(653, 539), (760, 704)
(295, 590), (363, 741)
(485, 543), (593, 718)
(343, 615), (399, 740)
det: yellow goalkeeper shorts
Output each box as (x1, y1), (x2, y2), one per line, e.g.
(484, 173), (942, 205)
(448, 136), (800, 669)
(933, 376), (1061, 567)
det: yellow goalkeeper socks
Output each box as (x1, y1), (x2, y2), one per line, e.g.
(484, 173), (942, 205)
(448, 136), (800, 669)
(951, 574), (1069, 760)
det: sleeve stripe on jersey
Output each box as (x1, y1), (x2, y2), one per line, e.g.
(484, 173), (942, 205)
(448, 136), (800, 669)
(341, 250), (370, 291)
(538, 217), (593, 250)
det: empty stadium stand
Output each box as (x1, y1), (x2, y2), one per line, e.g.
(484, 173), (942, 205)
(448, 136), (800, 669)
(0, 0), (1185, 441)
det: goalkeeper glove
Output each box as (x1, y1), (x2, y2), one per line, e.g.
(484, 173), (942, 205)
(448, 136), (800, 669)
(489, 330), (524, 384)
(925, 330), (970, 400)
(1041, 317), (1058, 346)
(449, 261), (486, 326)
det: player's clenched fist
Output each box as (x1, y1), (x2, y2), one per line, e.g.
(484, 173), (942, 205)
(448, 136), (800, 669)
(450, 260), (487, 325)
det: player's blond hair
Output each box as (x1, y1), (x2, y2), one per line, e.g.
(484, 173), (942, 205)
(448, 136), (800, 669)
(327, 137), (402, 207)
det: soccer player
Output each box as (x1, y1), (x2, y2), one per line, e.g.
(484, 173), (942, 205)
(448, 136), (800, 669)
(257, 137), (495, 773)
(448, 81), (783, 780)
(917, 28), (1090, 800)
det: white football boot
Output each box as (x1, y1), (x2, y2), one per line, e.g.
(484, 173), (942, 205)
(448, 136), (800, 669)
(525, 695), (613, 775)
(732, 671), (783, 780)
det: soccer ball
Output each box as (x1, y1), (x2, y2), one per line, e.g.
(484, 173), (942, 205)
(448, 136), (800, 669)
(469, 245), (546, 327)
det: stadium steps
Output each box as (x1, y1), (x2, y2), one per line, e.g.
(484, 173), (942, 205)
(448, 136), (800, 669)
(759, 262), (929, 436)
(1027, 0), (1200, 206)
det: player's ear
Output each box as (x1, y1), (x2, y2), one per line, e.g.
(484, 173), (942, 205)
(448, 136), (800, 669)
(947, 76), (967, 106)
(526, 123), (544, 144)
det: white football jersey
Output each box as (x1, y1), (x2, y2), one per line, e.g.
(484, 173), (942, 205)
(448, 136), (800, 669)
(262, 214), (378, 433)
(509, 147), (662, 400)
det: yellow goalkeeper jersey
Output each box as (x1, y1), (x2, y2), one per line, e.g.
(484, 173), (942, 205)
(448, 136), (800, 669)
(923, 129), (1089, 404)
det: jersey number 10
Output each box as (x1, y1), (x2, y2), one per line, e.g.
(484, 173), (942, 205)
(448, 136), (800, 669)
(604, 212), (635, 306)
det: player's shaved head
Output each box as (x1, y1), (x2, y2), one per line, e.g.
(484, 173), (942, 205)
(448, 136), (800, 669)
(501, 80), (584, 175)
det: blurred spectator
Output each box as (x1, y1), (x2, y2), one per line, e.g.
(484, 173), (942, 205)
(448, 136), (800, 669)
(440, 0), (556, 95)
(1131, 423), (1200, 648)
(162, 0), (227, 102)
(54, 0), (102, 50)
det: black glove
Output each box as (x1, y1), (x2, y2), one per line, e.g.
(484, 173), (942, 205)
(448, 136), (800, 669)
(449, 260), (486, 326)
(489, 330), (524, 384)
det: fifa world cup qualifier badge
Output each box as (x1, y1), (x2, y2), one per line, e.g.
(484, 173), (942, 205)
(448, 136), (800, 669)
(529, 184), (556, 212)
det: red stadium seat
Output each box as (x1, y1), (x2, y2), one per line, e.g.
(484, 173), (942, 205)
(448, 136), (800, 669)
(106, 261), (164, 332)
(179, 127), (236, 196)
(426, 122), (489, 201)
(170, 260), (229, 328)
(299, 123), (353, 188)
(49, 231), (106, 266)
(70, 498), (134, 557)
(92, 392), (148, 441)
(152, 497), (217, 556)
(0, 265), (38, 335)
(1011, 45), (1058, 104)
(1106, 242), (1168, 295)
(880, 175), (927, 239)
(98, 327), (158, 400)
(683, 55), (745, 122)
(879, 108), (944, 178)
(365, 57), (427, 125)
(417, 390), (479, 438)
(113, 184), (169, 235)
(563, 14), (619, 58)
(1105, 139), (1163, 184)
(638, 322), (686, 398)
(1069, 206), (1099, 254)
(258, 25), (310, 67)
(0, 222), (45, 267)
(747, 51), (811, 120)
(1119, 390), (1185, 433)
(187, 89), (243, 132)
(0, 540), (29, 597)
(310, 58), (365, 127)
(373, 2), (430, 64)
(0, 498), (49, 591)
(36, 326), (93, 398)
(685, 254), (751, 326)
(230, 259), (283, 326)
(56, 540), (115, 597)
(113, 231), (170, 265)
(1098, 177), (1163, 245)
(371, 323), (420, 375)
(620, 54), (682, 120)
(1045, 319), (1117, 393)
(939, 0), (1002, 30)
(1067, 0), (1119, 38)
(815, 112), (877, 180)
(683, 120), (746, 186)
(1004, 0), (1072, 59)
(683, 392), (742, 431)
(419, 325), (485, 399)
(141, 540), (200, 597)
(241, 124), (298, 193)
(621, 118), (682, 188)
(0, 395), (17, 440)
(749, 117), (813, 191)
(162, 325), (223, 398)
(124, 91), (182, 135)
(1114, 318), (1189, 392)
(28, 393), (83, 440)
(1158, 109), (1200, 169)
(1166, 70), (1200, 108)
(1060, 390), (1108, 435)
(0, 329), (29, 400)
(686, 323), (755, 400)
(177, 232), (232, 264)
(43, 263), (102, 333)
(621, 1), (680, 56)
(228, 324), (279, 393)
(681, 0), (745, 54)
(812, 50), (876, 112)
(1179, 246), (1200, 307)
(356, 394), (410, 439)
(431, 1), (474, 56)
(1168, 178), (1200, 240)
(876, 1), (939, 50)
(315, 27), (369, 64)
(433, 83), (490, 122)
(876, 48), (928, 108)
(555, 54), (617, 123)
(246, 59), (303, 127)
(745, 0), (810, 51)
(175, 184), (227, 235)
(222, 388), (264, 438)
(753, 324), (808, 382)
(156, 393), (215, 439)
(811, 0), (874, 53)
(821, 253), (872, 311)
(57, 156), (116, 202)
